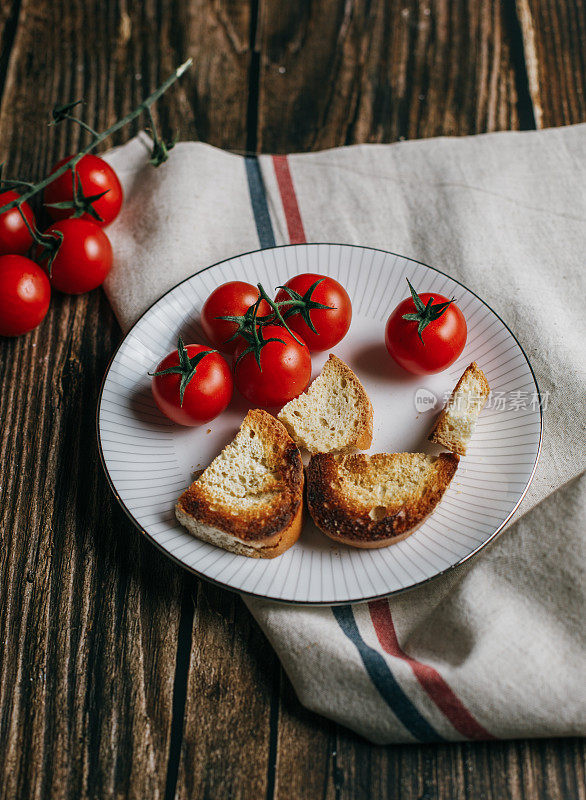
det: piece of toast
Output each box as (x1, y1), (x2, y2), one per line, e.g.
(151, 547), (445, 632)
(429, 362), (490, 456)
(278, 354), (373, 454)
(306, 451), (459, 548)
(175, 410), (304, 558)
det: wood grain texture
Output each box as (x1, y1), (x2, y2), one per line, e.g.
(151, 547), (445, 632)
(0, 2), (184, 797)
(516, 0), (586, 127)
(270, 674), (338, 800)
(175, 586), (278, 800)
(257, 0), (522, 153)
(0, 0), (585, 799)
(0, 1), (254, 799)
(327, 735), (586, 800)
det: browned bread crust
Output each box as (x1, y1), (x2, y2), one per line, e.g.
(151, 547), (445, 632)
(175, 410), (304, 558)
(249, 502), (304, 558)
(306, 452), (459, 548)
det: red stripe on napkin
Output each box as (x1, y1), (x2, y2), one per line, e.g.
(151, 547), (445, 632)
(272, 155), (307, 243)
(368, 599), (496, 740)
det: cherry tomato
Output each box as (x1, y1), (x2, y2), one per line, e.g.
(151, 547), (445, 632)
(274, 273), (352, 351)
(385, 283), (467, 375)
(0, 191), (36, 256)
(233, 324), (312, 407)
(0, 255), (50, 337)
(37, 218), (113, 294)
(151, 343), (233, 426)
(44, 154), (123, 226)
(201, 281), (271, 353)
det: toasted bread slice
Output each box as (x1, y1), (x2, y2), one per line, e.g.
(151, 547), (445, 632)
(175, 410), (303, 558)
(307, 452), (459, 548)
(278, 354), (373, 454)
(429, 362), (490, 456)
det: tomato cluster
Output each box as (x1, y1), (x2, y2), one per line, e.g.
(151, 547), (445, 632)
(0, 154), (121, 337)
(152, 272), (468, 427)
(151, 274), (352, 426)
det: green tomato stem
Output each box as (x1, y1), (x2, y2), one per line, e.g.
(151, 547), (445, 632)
(0, 58), (192, 216)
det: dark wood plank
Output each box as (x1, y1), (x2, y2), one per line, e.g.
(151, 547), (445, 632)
(326, 735), (586, 800)
(0, 3), (183, 797)
(174, 587), (278, 800)
(256, 0), (521, 153)
(155, 0), (253, 148)
(0, 1), (252, 798)
(516, 0), (586, 128)
(272, 673), (337, 800)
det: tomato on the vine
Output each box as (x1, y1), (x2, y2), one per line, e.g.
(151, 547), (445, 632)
(233, 324), (311, 408)
(385, 280), (467, 375)
(0, 255), (51, 337)
(151, 338), (233, 427)
(201, 281), (271, 353)
(44, 154), (123, 226)
(37, 218), (113, 294)
(0, 191), (36, 256)
(275, 273), (352, 351)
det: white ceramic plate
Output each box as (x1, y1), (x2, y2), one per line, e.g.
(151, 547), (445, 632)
(98, 244), (542, 604)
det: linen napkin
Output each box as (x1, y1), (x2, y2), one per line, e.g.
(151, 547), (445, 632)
(103, 125), (586, 743)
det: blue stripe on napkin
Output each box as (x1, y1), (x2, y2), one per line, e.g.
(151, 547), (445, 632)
(245, 156), (276, 249)
(332, 605), (445, 742)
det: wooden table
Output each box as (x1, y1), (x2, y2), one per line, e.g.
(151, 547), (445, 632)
(1, 2), (584, 797)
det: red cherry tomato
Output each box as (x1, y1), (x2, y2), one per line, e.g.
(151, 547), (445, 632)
(274, 273), (352, 351)
(201, 281), (271, 353)
(0, 255), (50, 337)
(44, 154), (123, 226)
(37, 218), (113, 294)
(233, 324), (312, 407)
(0, 191), (36, 256)
(385, 285), (467, 375)
(151, 344), (233, 426)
